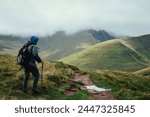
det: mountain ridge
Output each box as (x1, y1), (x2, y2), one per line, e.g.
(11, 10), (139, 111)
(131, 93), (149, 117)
(0, 29), (115, 60)
(60, 34), (150, 72)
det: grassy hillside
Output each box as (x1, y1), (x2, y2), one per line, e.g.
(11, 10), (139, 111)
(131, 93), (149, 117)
(39, 30), (99, 60)
(0, 55), (93, 99)
(133, 67), (150, 77)
(0, 35), (26, 55)
(38, 30), (115, 60)
(0, 55), (150, 100)
(0, 40), (21, 55)
(0, 30), (115, 60)
(60, 34), (150, 72)
(90, 70), (150, 99)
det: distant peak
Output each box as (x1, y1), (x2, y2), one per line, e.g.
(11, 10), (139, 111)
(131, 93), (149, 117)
(88, 29), (115, 41)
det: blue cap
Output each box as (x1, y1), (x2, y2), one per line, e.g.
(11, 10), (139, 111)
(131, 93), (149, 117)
(30, 36), (39, 43)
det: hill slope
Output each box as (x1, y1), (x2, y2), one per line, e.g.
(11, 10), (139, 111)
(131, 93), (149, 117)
(0, 30), (115, 60)
(0, 35), (26, 55)
(0, 55), (150, 99)
(32, 30), (115, 60)
(133, 67), (150, 77)
(0, 55), (92, 99)
(60, 34), (150, 72)
(39, 30), (99, 60)
(90, 71), (150, 99)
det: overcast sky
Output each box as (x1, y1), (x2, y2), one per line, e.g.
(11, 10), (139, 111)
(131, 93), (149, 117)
(0, 0), (150, 36)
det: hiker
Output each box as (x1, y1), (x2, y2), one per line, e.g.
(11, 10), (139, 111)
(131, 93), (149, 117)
(19, 36), (43, 94)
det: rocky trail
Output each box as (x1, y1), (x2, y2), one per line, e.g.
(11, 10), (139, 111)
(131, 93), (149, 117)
(65, 73), (115, 100)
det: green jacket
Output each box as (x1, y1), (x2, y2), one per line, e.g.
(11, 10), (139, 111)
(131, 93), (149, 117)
(28, 44), (42, 66)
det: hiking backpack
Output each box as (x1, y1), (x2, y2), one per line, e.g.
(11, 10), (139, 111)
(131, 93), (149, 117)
(17, 42), (35, 66)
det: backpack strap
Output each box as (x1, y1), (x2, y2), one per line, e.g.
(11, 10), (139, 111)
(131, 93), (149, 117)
(18, 42), (35, 55)
(27, 43), (35, 56)
(25, 42), (35, 48)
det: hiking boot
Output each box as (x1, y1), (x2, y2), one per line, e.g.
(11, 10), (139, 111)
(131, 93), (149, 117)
(32, 89), (40, 95)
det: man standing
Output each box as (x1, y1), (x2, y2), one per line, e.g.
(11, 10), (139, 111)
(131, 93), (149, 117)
(22, 36), (42, 94)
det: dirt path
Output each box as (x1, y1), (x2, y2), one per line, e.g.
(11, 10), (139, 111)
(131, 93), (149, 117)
(67, 73), (115, 100)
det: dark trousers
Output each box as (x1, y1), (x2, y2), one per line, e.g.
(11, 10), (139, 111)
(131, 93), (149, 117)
(23, 65), (39, 91)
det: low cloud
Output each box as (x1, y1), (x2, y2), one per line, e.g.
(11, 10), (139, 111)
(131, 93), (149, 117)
(0, 0), (150, 36)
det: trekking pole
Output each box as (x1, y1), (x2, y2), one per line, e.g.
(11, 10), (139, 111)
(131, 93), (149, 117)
(40, 62), (43, 86)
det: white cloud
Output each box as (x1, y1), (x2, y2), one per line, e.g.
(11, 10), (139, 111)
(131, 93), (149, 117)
(0, 0), (150, 36)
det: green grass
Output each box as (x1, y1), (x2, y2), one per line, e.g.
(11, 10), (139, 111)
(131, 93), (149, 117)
(0, 54), (92, 100)
(1, 55), (150, 100)
(89, 71), (150, 99)
(40, 30), (99, 60)
(60, 35), (150, 72)
(133, 67), (150, 77)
